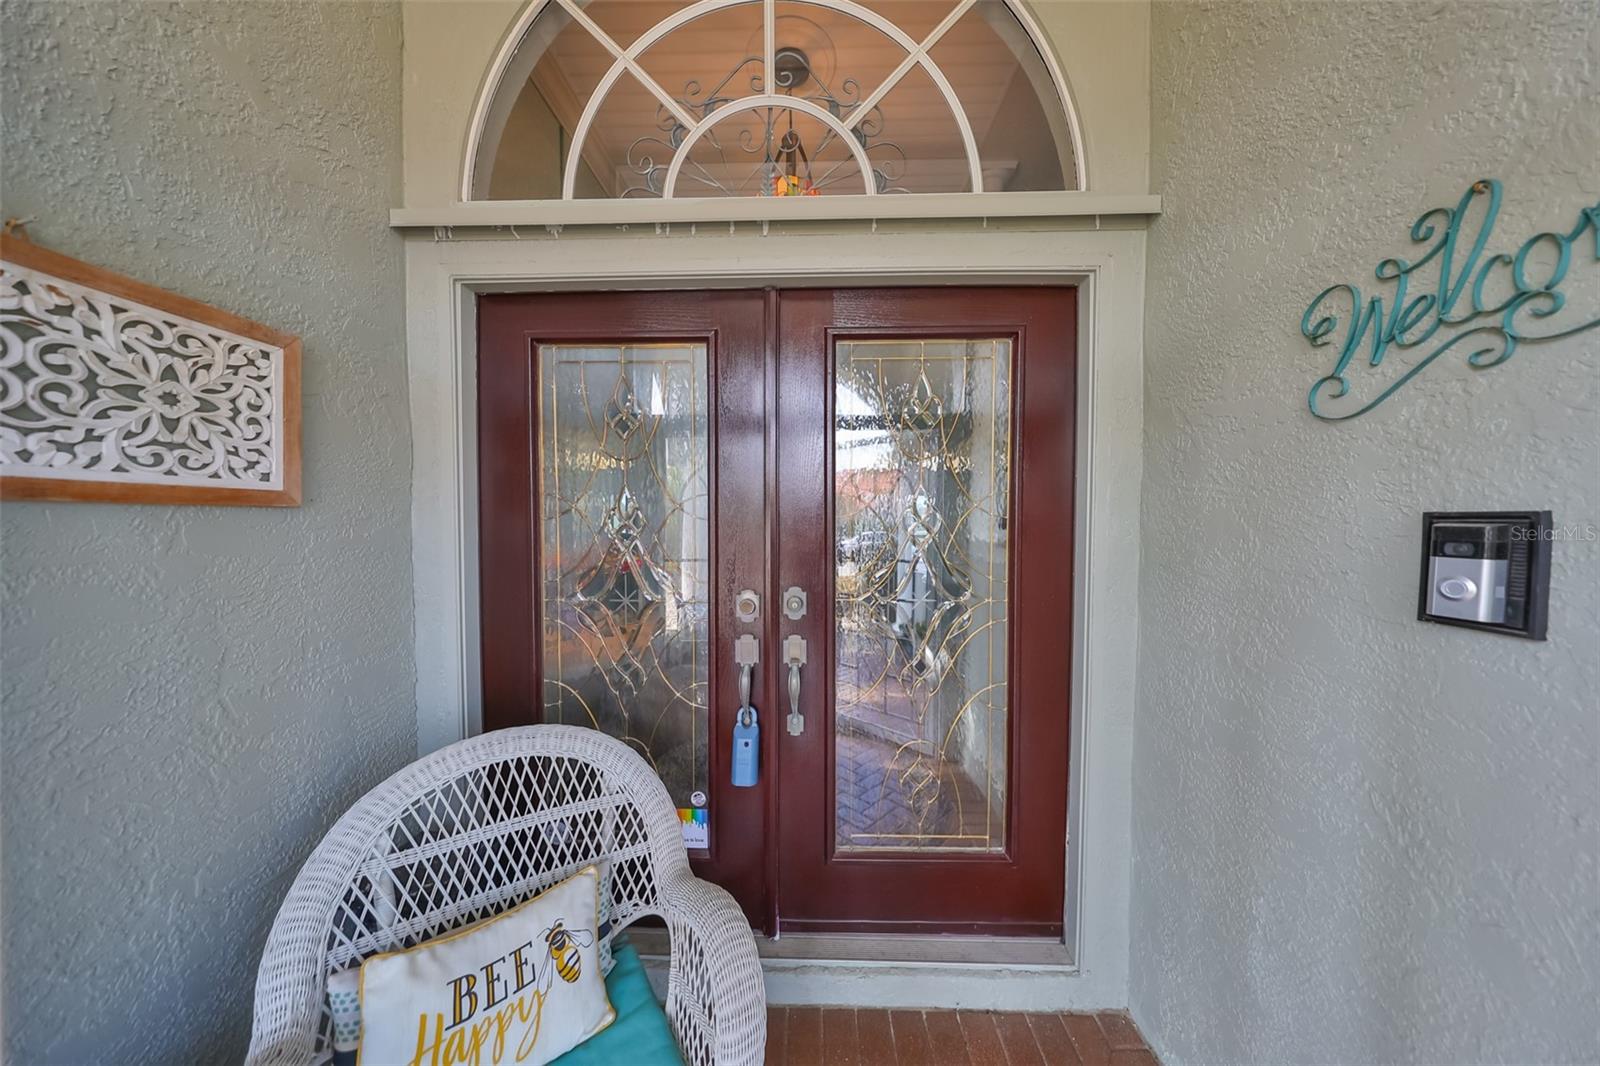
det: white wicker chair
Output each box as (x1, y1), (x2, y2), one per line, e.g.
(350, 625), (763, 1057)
(247, 725), (765, 1066)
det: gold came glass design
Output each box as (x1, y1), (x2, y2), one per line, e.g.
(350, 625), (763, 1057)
(539, 344), (710, 810)
(833, 338), (1011, 853)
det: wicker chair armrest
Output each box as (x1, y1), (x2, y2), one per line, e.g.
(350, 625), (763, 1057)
(659, 869), (766, 1066)
(246, 861), (356, 1066)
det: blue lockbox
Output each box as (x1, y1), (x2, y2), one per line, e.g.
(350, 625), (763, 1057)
(732, 707), (759, 787)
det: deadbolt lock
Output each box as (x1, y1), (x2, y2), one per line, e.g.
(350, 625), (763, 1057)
(734, 589), (760, 623)
(782, 586), (807, 620)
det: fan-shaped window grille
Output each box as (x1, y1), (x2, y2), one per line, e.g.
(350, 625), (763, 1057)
(467, 0), (1083, 199)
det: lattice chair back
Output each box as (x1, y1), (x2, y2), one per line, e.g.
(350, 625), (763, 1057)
(247, 725), (765, 1066)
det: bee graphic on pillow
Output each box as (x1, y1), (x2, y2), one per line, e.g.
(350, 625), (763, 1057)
(542, 919), (593, 984)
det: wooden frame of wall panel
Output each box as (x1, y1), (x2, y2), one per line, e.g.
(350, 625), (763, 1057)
(0, 234), (302, 507)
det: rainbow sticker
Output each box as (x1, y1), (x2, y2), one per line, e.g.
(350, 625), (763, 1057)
(677, 807), (709, 850)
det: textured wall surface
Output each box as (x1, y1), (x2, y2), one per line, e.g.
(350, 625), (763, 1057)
(0, 2), (415, 1060)
(1133, 3), (1599, 1064)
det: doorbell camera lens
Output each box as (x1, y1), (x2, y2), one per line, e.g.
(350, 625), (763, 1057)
(1442, 541), (1476, 557)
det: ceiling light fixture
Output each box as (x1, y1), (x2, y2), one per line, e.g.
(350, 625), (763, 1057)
(624, 29), (906, 198)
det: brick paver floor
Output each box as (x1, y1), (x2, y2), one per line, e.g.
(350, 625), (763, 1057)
(765, 1007), (1159, 1066)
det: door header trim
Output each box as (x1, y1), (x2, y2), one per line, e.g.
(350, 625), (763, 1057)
(392, 192), (1160, 231)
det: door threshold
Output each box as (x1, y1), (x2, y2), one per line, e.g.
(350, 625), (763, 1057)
(627, 928), (1074, 968)
(630, 928), (1100, 1010)
(758, 933), (1074, 967)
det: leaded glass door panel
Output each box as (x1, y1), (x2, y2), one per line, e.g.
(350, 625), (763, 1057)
(832, 337), (1012, 855)
(775, 288), (1074, 936)
(537, 341), (710, 808)
(477, 290), (769, 924)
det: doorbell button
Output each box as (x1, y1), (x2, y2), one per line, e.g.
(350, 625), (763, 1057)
(1438, 577), (1476, 601)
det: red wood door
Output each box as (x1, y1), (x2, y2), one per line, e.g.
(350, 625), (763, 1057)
(477, 290), (772, 926)
(773, 288), (1075, 936)
(476, 287), (1075, 937)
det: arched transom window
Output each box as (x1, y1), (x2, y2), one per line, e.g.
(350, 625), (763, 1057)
(467, 0), (1084, 200)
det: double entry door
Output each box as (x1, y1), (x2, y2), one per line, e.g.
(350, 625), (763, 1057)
(478, 287), (1074, 938)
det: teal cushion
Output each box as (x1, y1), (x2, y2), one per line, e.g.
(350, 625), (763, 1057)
(551, 937), (685, 1066)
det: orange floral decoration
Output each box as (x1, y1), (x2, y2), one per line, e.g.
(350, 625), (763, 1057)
(772, 175), (820, 196)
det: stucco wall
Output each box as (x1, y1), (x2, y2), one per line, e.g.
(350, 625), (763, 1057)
(1133, 3), (1599, 1064)
(0, 2), (415, 1060)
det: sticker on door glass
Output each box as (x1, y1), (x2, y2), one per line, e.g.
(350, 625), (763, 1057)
(678, 807), (709, 849)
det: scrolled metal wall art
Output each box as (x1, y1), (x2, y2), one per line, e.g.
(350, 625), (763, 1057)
(1304, 179), (1599, 421)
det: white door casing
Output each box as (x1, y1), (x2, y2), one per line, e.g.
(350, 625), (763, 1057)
(399, 221), (1147, 1008)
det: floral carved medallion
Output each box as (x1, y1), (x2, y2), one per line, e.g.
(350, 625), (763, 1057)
(0, 235), (300, 505)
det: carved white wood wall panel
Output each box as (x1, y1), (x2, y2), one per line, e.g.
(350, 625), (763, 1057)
(0, 237), (301, 506)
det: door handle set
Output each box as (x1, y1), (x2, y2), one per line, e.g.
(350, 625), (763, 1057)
(783, 634), (807, 736)
(780, 585), (808, 735)
(731, 588), (808, 739)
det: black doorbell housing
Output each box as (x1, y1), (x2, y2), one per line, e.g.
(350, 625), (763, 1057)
(1418, 511), (1551, 640)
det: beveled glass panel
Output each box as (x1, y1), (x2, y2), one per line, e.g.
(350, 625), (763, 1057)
(833, 338), (1011, 853)
(539, 344), (710, 809)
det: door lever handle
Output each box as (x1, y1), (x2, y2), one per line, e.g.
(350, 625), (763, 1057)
(783, 634), (807, 736)
(734, 633), (759, 712)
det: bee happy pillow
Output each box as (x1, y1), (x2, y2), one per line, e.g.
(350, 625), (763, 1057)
(357, 866), (615, 1066)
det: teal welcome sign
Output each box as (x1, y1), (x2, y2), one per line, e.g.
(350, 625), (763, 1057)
(1304, 179), (1600, 421)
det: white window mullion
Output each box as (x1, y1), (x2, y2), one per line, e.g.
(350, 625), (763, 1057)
(763, 0), (775, 92)
(846, 0), (976, 131)
(555, 0), (697, 131)
(664, 95), (878, 197)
